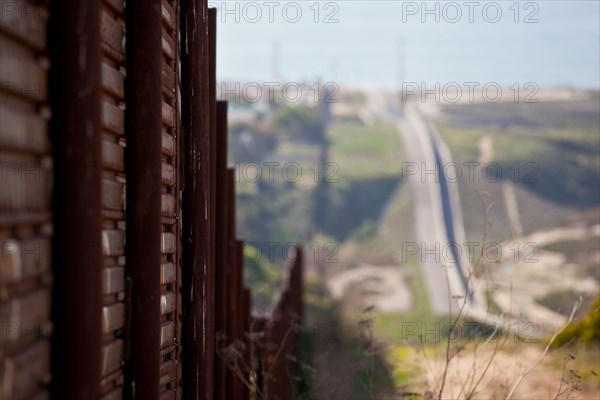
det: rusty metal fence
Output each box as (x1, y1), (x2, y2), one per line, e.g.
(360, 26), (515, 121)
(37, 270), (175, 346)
(1, 1), (52, 399)
(0, 0), (304, 399)
(254, 250), (304, 400)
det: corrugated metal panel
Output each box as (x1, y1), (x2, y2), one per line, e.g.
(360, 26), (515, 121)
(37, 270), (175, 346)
(102, 303), (126, 334)
(0, 341), (50, 400)
(161, 262), (177, 285)
(159, 360), (177, 388)
(0, 1), (52, 398)
(99, 0), (127, 396)
(160, 1), (181, 397)
(0, 1), (47, 50)
(101, 340), (124, 376)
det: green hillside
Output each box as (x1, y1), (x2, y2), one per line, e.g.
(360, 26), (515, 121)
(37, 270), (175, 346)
(438, 97), (600, 241)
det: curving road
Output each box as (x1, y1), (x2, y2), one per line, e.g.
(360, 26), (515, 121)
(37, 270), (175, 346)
(367, 92), (480, 316)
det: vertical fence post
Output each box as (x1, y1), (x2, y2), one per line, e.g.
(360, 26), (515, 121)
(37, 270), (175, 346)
(214, 101), (229, 399)
(180, 0), (213, 398)
(293, 246), (304, 324)
(252, 316), (267, 398)
(50, 0), (102, 398)
(225, 167), (237, 394)
(234, 239), (245, 400)
(207, 7), (218, 396)
(261, 244), (304, 399)
(242, 287), (252, 400)
(124, 1), (163, 398)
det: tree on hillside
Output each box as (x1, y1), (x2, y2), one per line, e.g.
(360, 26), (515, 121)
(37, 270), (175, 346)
(272, 106), (326, 145)
(229, 121), (278, 163)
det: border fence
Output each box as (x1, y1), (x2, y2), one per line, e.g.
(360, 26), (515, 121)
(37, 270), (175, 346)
(0, 1), (303, 399)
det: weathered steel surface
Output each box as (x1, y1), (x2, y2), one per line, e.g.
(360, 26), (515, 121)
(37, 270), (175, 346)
(207, 8), (218, 399)
(260, 246), (304, 399)
(242, 287), (252, 400)
(180, 0), (214, 399)
(157, 2), (183, 398)
(98, 1), (129, 395)
(124, 0), (163, 398)
(214, 101), (229, 399)
(225, 168), (237, 397)
(49, 0), (103, 397)
(0, 1), (47, 51)
(2, 3), (306, 399)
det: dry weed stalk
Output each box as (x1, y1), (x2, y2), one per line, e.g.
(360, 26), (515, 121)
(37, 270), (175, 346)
(419, 191), (586, 400)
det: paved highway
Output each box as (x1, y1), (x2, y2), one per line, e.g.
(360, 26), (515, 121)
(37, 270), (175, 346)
(367, 92), (481, 316)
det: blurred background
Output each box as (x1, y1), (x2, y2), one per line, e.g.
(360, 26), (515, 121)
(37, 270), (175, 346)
(215, 1), (600, 398)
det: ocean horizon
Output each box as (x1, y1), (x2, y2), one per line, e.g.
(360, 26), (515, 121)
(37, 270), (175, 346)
(215, 0), (600, 90)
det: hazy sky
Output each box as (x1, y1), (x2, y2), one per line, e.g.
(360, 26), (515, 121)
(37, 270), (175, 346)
(215, 0), (600, 88)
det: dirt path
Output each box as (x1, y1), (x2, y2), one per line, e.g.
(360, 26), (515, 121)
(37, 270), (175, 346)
(328, 264), (413, 313)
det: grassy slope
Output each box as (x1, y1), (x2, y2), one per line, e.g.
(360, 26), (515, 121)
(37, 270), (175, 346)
(328, 120), (403, 181)
(343, 97), (600, 395)
(438, 98), (600, 242)
(324, 119), (406, 245)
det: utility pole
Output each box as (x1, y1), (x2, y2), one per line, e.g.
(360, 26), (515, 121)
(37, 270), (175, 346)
(272, 41), (280, 82)
(397, 38), (406, 92)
